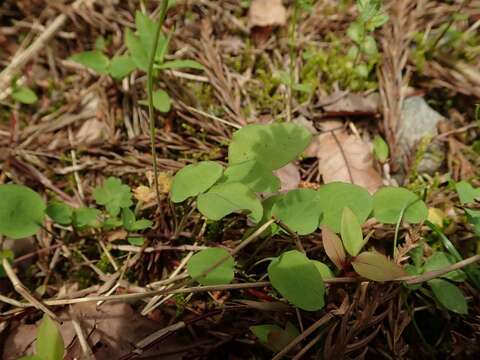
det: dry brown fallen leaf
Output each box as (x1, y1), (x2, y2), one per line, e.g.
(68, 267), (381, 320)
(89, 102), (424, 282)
(3, 302), (174, 360)
(322, 92), (380, 114)
(248, 0), (286, 45)
(248, 0), (287, 28)
(274, 162), (301, 192)
(315, 121), (383, 194)
(74, 118), (109, 146)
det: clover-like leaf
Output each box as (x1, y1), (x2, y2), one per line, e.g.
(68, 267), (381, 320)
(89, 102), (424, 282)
(221, 160), (280, 193)
(187, 247), (235, 286)
(0, 184), (45, 239)
(72, 208), (100, 228)
(317, 182), (373, 233)
(93, 177), (133, 217)
(197, 182), (263, 222)
(341, 207), (364, 256)
(352, 251), (406, 282)
(455, 181), (480, 204)
(228, 123), (312, 171)
(250, 322), (299, 353)
(428, 278), (468, 314)
(46, 201), (73, 225)
(122, 208), (152, 231)
(268, 250), (325, 311)
(36, 315), (64, 360)
(170, 161), (223, 203)
(372, 187), (428, 224)
(271, 188), (322, 235)
(70, 51), (110, 74)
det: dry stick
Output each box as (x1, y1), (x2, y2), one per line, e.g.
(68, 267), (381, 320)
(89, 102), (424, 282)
(272, 312), (335, 360)
(399, 254), (480, 284)
(292, 330), (325, 360)
(2, 258), (57, 319)
(71, 316), (95, 359)
(0, 0), (86, 97)
(331, 130), (354, 184)
(275, 218), (305, 253)
(4, 253), (480, 309)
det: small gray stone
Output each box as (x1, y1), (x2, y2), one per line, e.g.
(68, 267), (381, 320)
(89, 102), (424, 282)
(397, 97), (445, 175)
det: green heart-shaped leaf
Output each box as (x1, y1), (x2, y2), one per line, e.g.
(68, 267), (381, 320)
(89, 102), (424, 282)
(197, 182), (263, 222)
(317, 182), (372, 233)
(187, 247), (235, 286)
(271, 189), (322, 235)
(229, 123), (312, 171)
(0, 184), (45, 239)
(221, 160), (280, 193)
(372, 187), (428, 224)
(268, 250), (325, 311)
(170, 161), (223, 203)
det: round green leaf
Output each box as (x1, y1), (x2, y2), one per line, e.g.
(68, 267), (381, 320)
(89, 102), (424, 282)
(228, 123), (312, 171)
(170, 161), (223, 203)
(0, 184), (45, 239)
(271, 189), (322, 235)
(373, 187), (428, 224)
(317, 182), (373, 233)
(187, 248), (235, 286)
(197, 182), (263, 222)
(152, 89), (171, 113)
(341, 207), (364, 256)
(268, 250), (325, 311)
(46, 201), (73, 225)
(428, 278), (468, 314)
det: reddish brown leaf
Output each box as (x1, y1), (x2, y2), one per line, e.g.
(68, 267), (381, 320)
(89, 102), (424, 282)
(352, 251), (406, 282)
(321, 225), (346, 270)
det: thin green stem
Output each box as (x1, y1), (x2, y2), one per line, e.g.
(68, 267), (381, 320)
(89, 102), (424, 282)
(393, 205), (407, 257)
(147, 0), (169, 212)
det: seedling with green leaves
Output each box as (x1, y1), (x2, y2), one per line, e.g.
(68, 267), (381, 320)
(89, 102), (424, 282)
(0, 177), (152, 258)
(167, 121), (478, 326)
(346, 0), (388, 78)
(70, 8), (202, 113)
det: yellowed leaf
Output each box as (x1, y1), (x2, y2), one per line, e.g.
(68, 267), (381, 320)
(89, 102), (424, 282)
(133, 185), (155, 203)
(315, 123), (383, 194)
(352, 251), (406, 282)
(321, 225), (346, 270)
(248, 0), (287, 28)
